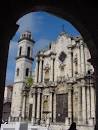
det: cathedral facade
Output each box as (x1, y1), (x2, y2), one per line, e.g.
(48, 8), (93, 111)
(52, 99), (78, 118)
(10, 31), (96, 129)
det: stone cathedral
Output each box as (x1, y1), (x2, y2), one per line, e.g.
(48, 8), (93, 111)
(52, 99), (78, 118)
(10, 31), (96, 130)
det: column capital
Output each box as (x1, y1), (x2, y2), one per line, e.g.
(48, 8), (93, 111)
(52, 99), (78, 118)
(31, 87), (37, 94)
(80, 39), (84, 45)
(36, 56), (40, 62)
(68, 48), (72, 54)
(51, 55), (55, 60)
(22, 86), (30, 96)
(49, 87), (55, 93)
(39, 56), (43, 61)
(37, 88), (42, 93)
(68, 86), (73, 91)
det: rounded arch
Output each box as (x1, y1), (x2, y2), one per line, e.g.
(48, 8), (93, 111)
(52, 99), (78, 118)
(15, 5), (97, 62)
(1, 2), (98, 128)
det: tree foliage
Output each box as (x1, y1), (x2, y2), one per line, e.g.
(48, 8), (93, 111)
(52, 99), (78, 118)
(25, 76), (33, 88)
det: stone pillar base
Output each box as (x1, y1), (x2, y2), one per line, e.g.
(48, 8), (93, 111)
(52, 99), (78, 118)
(31, 117), (36, 125)
(88, 118), (95, 126)
(1, 122), (28, 130)
(65, 117), (71, 125)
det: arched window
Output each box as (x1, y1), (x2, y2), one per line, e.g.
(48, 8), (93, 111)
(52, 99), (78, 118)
(25, 68), (29, 76)
(19, 47), (22, 56)
(27, 47), (30, 57)
(16, 68), (19, 76)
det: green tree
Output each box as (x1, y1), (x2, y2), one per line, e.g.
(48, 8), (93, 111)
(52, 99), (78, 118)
(25, 76), (34, 88)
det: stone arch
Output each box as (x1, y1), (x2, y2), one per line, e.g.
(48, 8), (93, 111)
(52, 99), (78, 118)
(0, 2), (98, 129)
(14, 5), (97, 61)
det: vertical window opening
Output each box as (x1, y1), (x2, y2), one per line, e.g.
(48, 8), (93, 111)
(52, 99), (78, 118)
(27, 47), (30, 57)
(17, 68), (19, 76)
(26, 68), (29, 76)
(19, 47), (22, 56)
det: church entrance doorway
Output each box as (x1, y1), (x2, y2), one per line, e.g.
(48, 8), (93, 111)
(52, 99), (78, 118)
(56, 93), (68, 123)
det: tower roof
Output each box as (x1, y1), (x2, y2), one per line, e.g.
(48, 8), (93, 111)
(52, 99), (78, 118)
(18, 31), (35, 43)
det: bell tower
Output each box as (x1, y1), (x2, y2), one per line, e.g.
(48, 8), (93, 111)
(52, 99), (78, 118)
(11, 31), (35, 119)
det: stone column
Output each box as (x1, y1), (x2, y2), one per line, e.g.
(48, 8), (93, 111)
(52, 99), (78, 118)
(82, 83), (87, 124)
(50, 55), (55, 82)
(87, 85), (90, 122)
(41, 60), (44, 82)
(68, 46), (73, 77)
(31, 88), (36, 124)
(43, 69), (45, 82)
(49, 88), (54, 122)
(77, 44), (82, 75)
(38, 57), (43, 83)
(78, 86), (82, 124)
(80, 41), (86, 76)
(36, 88), (41, 124)
(68, 84), (73, 124)
(22, 90), (29, 120)
(50, 56), (54, 82)
(53, 93), (56, 123)
(91, 84), (95, 119)
(35, 57), (39, 83)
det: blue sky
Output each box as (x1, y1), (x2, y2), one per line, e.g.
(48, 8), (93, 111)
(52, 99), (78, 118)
(6, 11), (80, 85)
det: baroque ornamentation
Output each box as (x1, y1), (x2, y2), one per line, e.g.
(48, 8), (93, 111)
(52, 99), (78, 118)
(59, 51), (67, 62)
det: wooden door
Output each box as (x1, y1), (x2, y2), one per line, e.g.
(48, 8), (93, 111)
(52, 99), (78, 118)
(56, 94), (68, 122)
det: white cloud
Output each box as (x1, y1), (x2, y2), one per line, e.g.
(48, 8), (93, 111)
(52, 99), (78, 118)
(33, 38), (50, 56)
(16, 12), (44, 35)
